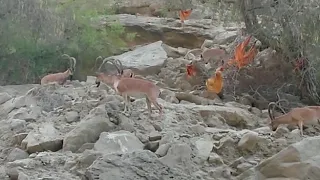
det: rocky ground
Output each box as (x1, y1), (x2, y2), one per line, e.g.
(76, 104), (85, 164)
(1, 1), (320, 179)
(1, 41), (320, 180)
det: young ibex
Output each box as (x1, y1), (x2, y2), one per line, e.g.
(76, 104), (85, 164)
(40, 54), (76, 85)
(95, 59), (163, 116)
(268, 100), (320, 136)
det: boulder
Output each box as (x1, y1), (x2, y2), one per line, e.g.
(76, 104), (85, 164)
(93, 131), (144, 154)
(21, 122), (63, 153)
(102, 41), (167, 75)
(238, 136), (320, 179)
(85, 150), (195, 180)
(63, 105), (116, 152)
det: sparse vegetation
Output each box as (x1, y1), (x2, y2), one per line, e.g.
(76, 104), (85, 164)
(0, 0), (134, 85)
(236, 0), (320, 104)
(202, 0), (320, 104)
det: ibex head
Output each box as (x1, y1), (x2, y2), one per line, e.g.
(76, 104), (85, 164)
(267, 99), (288, 131)
(61, 54), (77, 80)
(94, 56), (123, 87)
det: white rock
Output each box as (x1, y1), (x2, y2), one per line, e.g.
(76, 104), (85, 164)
(94, 131), (144, 154)
(238, 131), (260, 151)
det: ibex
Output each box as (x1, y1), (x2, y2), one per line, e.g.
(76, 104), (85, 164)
(40, 54), (76, 85)
(95, 56), (135, 79)
(200, 48), (228, 66)
(268, 100), (320, 136)
(95, 59), (163, 116)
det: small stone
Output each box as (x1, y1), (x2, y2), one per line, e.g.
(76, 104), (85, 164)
(159, 143), (193, 167)
(151, 123), (162, 132)
(159, 132), (175, 146)
(238, 131), (260, 151)
(248, 160), (258, 165)
(209, 165), (232, 179)
(136, 133), (148, 143)
(0, 166), (6, 180)
(190, 124), (206, 135)
(229, 157), (246, 168)
(250, 107), (261, 116)
(208, 153), (224, 165)
(274, 125), (290, 138)
(117, 113), (135, 132)
(65, 111), (80, 123)
(10, 119), (26, 133)
(77, 143), (94, 153)
(204, 116), (225, 128)
(18, 171), (30, 180)
(274, 138), (287, 146)
(155, 143), (171, 157)
(6, 167), (19, 180)
(149, 131), (162, 141)
(237, 162), (253, 173)
(212, 133), (224, 140)
(145, 141), (159, 152)
(7, 148), (29, 162)
(253, 127), (272, 134)
(77, 150), (102, 167)
(190, 119), (198, 125)
(13, 133), (28, 145)
(29, 153), (37, 158)
(195, 138), (214, 163)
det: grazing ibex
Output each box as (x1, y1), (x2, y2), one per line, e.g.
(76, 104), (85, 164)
(268, 100), (320, 136)
(95, 58), (163, 116)
(40, 54), (76, 85)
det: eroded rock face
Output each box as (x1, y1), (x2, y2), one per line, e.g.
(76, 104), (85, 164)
(99, 14), (239, 49)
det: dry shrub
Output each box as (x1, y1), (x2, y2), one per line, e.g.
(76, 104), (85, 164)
(222, 47), (301, 103)
(238, 0), (320, 104)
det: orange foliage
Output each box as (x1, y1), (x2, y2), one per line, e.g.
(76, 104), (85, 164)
(228, 36), (257, 69)
(179, 9), (193, 23)
(206, 66), (224, 94)
(185, 34), (258, 94)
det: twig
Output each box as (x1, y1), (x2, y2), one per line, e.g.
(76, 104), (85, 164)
(275, 83), (289, 111)
(276, 83), (286, 101)
(249, 85), (266, 101)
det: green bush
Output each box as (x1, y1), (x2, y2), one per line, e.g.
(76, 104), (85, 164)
(0, 0), (133, 85)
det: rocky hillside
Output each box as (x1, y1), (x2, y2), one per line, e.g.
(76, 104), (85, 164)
(1, 0), (320, 179)
(1, 40), (320, 180)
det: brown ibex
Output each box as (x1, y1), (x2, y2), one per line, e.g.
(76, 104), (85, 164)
(95, 58), (163, 116)
(40, 54), (76, 85)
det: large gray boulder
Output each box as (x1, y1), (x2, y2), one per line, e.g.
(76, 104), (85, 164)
(238, 136), (320, 179)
